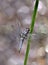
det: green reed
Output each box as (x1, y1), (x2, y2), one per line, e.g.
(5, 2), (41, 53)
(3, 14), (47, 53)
(24, 0), (39, 65)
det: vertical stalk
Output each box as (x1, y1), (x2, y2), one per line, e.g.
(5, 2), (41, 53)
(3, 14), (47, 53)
(24, 0), (39, 65)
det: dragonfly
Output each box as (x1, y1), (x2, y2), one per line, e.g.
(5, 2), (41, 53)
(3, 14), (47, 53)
(0, 20), (47, 52)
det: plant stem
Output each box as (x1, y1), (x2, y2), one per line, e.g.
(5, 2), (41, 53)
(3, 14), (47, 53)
(24, 0), (39, 65)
